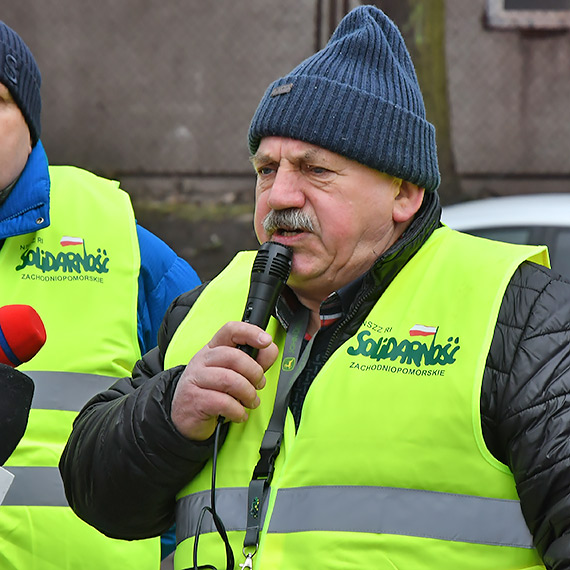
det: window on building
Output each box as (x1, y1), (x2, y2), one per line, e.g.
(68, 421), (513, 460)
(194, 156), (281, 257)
(487, 0), (570, 29)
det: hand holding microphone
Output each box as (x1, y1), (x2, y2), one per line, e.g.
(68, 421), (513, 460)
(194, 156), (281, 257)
(172, 242), (293, 441)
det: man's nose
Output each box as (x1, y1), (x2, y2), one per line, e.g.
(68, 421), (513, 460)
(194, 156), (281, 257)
(266, 168), (306, 211)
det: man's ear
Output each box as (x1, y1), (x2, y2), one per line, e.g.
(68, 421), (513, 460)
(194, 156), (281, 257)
(393, 180), (425, 223)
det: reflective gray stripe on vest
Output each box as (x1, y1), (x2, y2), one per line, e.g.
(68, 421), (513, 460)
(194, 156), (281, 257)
(177, 485), (534, 549)
(25, 371), (118, 411)
(176, 487), (269, 544)
(2, 466), (67, 506)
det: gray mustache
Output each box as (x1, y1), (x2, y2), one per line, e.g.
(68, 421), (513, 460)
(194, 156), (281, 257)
(262, 209), (315, 234)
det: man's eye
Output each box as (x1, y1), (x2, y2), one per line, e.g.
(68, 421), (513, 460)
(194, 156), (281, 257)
(309, 166), (328, 174)
(257, 166), (275, 176)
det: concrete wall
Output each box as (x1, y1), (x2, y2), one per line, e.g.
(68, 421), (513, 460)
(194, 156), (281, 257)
(4, 1), (322, 203)
(5, 1), (570, 275)
(446, 0), (570, 199)
(4, 1), (365, 278)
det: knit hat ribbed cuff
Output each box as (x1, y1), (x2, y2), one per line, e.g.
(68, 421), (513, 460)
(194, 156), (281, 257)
(249, 75), (440, 193)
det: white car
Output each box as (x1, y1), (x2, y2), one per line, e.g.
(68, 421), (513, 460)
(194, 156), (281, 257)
(441, 194), (570, 279)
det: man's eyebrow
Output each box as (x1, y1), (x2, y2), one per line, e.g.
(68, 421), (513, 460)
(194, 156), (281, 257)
(250, 152), (272, 166)
(302, 148), (322, 162)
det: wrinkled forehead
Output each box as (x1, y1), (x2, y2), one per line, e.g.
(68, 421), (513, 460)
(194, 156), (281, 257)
(252, 137), (347, 166)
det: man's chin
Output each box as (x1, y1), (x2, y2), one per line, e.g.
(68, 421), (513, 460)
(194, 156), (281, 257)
(287, 264), (321, 289)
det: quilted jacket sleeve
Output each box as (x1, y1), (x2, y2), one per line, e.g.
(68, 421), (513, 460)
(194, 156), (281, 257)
(59, 283), (227, 540)
(481, 261), (570, 569)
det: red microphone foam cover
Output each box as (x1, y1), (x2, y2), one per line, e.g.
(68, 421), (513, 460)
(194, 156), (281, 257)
(0, 305), (47, 366)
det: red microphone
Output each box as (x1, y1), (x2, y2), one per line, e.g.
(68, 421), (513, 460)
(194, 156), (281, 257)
(0, 305), (47, 367)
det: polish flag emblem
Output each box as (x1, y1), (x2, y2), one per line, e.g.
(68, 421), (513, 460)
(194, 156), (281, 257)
(60, 236), (84, 247)
(409, 324), (437, 337)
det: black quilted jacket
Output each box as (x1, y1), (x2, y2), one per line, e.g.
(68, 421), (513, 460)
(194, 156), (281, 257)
(60, 192), (570, 569)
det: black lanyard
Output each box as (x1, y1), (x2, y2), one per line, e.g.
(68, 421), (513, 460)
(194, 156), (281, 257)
(241, 306), (315, 567)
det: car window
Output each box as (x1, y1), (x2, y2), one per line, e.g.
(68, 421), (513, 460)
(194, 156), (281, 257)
(465, 227), (532, 246)
(552, 229), (570, 280)
(462, 226), (570, 281)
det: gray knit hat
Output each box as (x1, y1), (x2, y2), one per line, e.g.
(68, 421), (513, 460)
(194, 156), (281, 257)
(248, 5), (440, 192)
(0, 21), (41, 146)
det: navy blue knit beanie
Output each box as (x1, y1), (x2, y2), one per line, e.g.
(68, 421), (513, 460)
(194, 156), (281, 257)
(248, 5), (440, 192)
(0, 21), (41, 146)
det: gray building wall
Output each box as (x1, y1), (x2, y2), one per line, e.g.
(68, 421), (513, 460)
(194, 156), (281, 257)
(4, 1), (570, 276)
(4, 1), (361, 277)
(5, 1), (320, 196)
(446, 0), (570, 199)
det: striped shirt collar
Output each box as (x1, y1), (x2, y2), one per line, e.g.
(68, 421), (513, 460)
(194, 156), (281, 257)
(276, 274), (365, 340)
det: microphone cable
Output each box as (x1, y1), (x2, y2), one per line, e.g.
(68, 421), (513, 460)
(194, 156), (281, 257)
(191, 416), (235, 570)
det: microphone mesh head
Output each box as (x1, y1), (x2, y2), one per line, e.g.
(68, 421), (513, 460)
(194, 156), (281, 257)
(252, 242), (293, 282)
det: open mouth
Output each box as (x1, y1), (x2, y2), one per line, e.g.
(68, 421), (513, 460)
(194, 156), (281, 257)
(273, 227), (305, 237)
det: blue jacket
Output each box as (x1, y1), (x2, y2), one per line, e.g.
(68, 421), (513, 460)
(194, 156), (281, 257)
(0, 141), (201, 355)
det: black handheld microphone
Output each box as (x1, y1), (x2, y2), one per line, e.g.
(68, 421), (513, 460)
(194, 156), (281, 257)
(198, 243), (293, 568)
(0, 364), (34, 465)
(238, 241), (293, 358)
(0, 305), (43, 464)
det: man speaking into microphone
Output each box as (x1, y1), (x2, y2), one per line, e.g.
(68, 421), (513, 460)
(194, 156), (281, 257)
(61, 6), (570, 570)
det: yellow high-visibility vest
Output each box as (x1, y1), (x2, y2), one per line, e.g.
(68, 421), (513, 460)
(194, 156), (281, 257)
(0, 166), (159, 569)
(166, 226), (547, 570)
